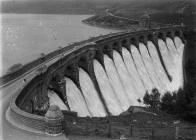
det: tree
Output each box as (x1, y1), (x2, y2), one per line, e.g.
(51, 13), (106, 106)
(143, 91), (150, 107)
(161, 91), (176, 114)
(151, 88), (161, 110)
(143, 88), (161, 110)
(160, 86), (196, 122)
(175, 88), (187, 118)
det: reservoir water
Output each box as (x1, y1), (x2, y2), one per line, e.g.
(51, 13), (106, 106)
(1, 14), (119, 76)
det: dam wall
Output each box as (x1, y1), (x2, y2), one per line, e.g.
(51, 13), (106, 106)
(7, 26), (196, 135)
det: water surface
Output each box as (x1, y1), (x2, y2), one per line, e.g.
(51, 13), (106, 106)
(1, 14), (119, 76)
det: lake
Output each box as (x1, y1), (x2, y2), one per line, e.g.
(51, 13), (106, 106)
(1, 14), (119, 76)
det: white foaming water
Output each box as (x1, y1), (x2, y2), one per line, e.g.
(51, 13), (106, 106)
(104, 54), (130, 111)
(147, 41), (169, 93)
(113, 50), (139, 106)
(139, 43), (161, 90)
(158, 39), (174, 76)
(61, 37), (184, 117)
(94, 59), (123, 115)
(174, 37), (184, 54)
(166, 37), (178, 59)
(167, 37), (184, 91)
(65, 77), (91, 117)
(2, 14), (118, 76)
(158, 38), (184, 91)
(130, 45), (154, 92)
(48, 90), (68, 110)
(122, 47), (146, 97)
(79, 68), (106, 117)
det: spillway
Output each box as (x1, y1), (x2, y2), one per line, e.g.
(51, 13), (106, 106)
(94, 59), (123, 115)
(166, 37), (178, 60)
(65, 77), (91, 117)
(122, 47), (146, 97)
(139, 43), (161, 90)
(48, 90), (68, 110)
(113, 50), (139, 106)
(174, 36), (184, 54)
(158, 39), (174, 77)
(49, 36), (185, 117)
(104, 54), (130, 111)
(79, 68), (106, 117)
(147, 41), (169, 93)
(168, 37), (184, 91)
(130, 45), (154, 92)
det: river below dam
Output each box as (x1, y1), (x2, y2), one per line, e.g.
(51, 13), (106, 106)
(1, 14), (119, 76)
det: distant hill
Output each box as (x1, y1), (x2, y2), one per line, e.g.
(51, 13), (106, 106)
(1, 0), (195, 14)
(1, 0), (195, 25)
(111, 0), (196, 25)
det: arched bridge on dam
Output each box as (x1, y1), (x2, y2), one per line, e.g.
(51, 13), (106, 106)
(5, 25), (196, 135)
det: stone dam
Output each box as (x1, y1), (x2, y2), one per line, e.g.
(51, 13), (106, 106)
(2, 25), (196, 135)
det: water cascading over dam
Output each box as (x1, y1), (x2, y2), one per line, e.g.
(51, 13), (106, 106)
(49, 36), (184, 117)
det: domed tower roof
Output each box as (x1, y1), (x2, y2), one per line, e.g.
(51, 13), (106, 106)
(45, 105), (63, 119)
(140, 13), (150, 19)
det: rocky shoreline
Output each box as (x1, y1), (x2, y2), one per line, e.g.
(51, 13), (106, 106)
(82, 20), (124, 31)
(82, 15), (140, 31)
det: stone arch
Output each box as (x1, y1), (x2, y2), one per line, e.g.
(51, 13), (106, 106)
(175, 30), (186, 43)
(174, 30), (181, 37)
(112, 41), (121, 54)
(147, 34), (154, 42)
(139, 35), (144, 42)
(166, 31), (174, 39)
(157, 32), (166, 41)
(139, 35), (148, 46)
(95, 48), (105, 69)
(130, 37), (138, 48)
(103, 44), (113, 59)
(78, 50), (110, 116)
(121, 39), (128, 47)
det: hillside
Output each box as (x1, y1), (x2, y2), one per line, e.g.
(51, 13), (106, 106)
(2, 0), (196, 15)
